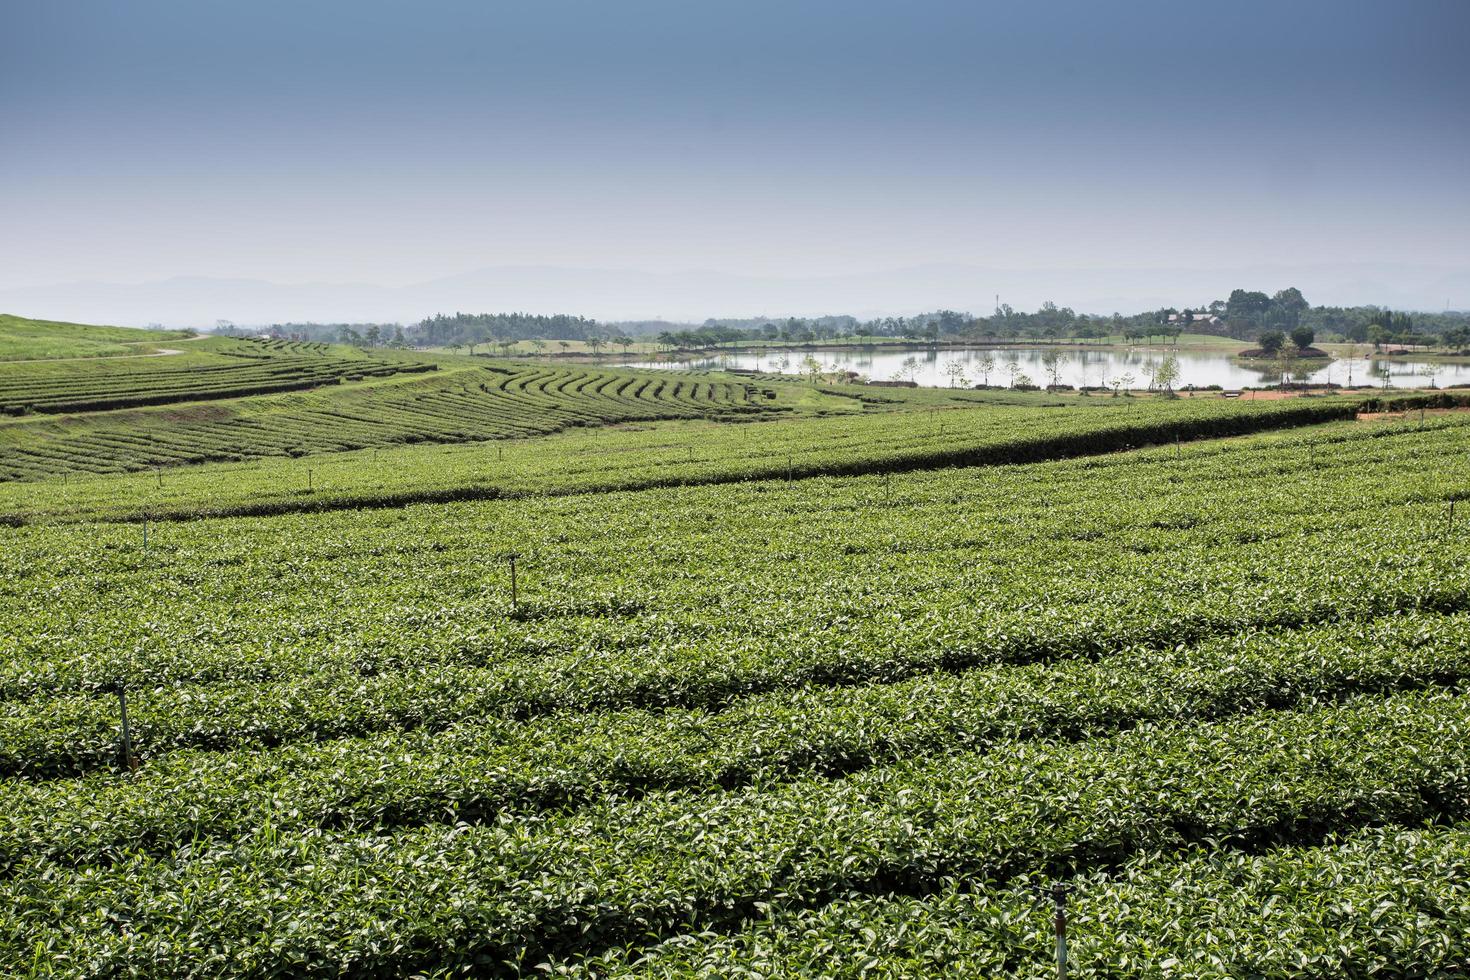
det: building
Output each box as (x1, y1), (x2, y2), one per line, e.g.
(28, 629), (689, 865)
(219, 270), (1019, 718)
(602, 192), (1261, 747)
(1166, 313), (1225, 329)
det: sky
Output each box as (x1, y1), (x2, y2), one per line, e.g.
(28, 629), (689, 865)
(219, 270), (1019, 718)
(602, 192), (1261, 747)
(2, 0), (1468, 318)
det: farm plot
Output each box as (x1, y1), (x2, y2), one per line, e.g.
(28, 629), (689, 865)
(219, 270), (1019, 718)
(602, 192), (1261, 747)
(1, 412), (1468, 975)
(0, 336), (433, 415)
(0, 360), (780, 483)
(0, 391), (1372, 522)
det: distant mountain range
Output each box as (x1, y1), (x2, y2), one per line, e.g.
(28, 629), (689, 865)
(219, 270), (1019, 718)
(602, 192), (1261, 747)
(1, 263), (1465, 327)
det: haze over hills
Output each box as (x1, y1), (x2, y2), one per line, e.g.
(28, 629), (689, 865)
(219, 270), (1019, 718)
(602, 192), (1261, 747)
(1, 262), (1465, 328)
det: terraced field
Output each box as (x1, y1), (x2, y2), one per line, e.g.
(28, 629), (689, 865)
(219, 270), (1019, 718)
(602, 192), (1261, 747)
(0, 354), (783, 482)
(3, 405), (1468, 976)
(0, 336), (438, 415)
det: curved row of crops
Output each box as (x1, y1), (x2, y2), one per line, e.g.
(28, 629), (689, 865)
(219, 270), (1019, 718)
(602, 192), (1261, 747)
(0, 362), (779, 482)
(0, 337), (430, 415)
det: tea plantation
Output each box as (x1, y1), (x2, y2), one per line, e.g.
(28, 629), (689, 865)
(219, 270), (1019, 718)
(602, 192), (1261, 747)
(0, 334), (788, 481)
(2, 336), (1468, 978)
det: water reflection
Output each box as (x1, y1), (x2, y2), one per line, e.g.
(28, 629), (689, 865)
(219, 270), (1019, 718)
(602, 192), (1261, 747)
(622, 346), (1467, 390)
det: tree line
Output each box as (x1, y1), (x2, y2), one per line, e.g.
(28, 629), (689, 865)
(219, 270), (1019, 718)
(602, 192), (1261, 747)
(647, 291), (1470, 352)
(219, 293), (1470, 355)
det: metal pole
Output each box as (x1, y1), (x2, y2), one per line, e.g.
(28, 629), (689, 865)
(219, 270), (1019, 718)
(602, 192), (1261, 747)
(307, 468), (313, 492)
(1052, 884), (1069, 980)
(117, 683), (136, 772)
(509, 554), (518, 611)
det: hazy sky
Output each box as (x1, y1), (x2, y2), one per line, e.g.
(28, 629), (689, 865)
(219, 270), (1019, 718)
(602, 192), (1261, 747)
(3, 0), (1468, 296)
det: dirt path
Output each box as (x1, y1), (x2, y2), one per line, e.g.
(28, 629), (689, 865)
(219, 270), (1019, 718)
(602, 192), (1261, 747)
(10, 345), (190, 364)
(1357, 406), (1470, 421)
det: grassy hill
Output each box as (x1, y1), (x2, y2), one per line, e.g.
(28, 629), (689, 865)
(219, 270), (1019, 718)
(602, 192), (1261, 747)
(0, 313), (194, 361)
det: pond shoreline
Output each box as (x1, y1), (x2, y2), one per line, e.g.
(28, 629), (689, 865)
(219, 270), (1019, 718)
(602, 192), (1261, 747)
(596, 343), (1470, 392)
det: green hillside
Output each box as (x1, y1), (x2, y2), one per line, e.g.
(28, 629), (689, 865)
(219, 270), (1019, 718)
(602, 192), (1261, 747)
(0, 313), (194, 361)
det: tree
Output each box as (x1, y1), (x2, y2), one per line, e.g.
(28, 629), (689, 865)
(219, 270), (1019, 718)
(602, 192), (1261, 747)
(465, 324), (489, 356)
(616, 336), (634, 355)
(1225, 290), (1272, 337)
(1257, 331), (1286, 356)
(588, 336), (604, 357)
(1272, 287), (1309, 329)
(896, 356), (921, 383)
(1290, 326), (1315, 351)
(365, 325), (381, 348)
(1155, 353), (1180, 394)
(942, 359), (968, 388)
(801, 354), (823, 383)
(1275, 343), (1300, 389)
(1040, 350), (1068, 388)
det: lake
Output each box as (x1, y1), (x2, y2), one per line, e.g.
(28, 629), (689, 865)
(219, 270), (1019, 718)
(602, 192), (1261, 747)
(621, 346), (1470, 391)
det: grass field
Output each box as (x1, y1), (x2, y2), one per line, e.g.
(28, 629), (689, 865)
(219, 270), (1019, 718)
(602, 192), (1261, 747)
(0, 313), (194, 361)
(2, 316), (1469, 976)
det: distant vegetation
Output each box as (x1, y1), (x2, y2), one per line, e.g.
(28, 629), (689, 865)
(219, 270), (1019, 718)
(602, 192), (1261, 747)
(627, 294), (1470, 352)
(211, 292), (1470, 358)
(417, 312), (608, 349)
